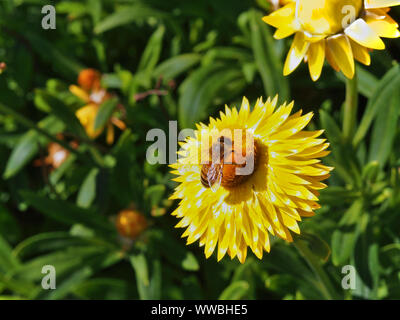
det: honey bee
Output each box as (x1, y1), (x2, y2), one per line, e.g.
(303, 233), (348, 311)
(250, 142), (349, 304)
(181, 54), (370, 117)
(200, 135), (258, 191)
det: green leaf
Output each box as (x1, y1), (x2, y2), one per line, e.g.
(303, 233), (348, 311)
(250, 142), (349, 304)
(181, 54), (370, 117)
(24, 31), (82, 79)
(130, 251), (162, 300)
(361, 161), (380, 183)
(13, 246), (121, 285)
(319, 186), (360, 205)
(76, 168), (99, 208)
(93, 97), (118, 132)
(368, 90), (400, 167)
(144, 184), (165, 208)
(178, 64), (243, 128)
(42, 267), (93, 300)
(138, 25), (165, 75)
(203, 47), (253, 64)
(20, 191), (114, 235)
(0, 234), (19, 273)
(0, 204), (20, 243)
(3, 116), (64, 179)
(153, 53), (201, 80)
(319, 109), (343, 146)
(219, 281), (249, 300)
(56, 1), (87, 19)
(149, 230), (199, 271)
(181, 252), (200, 272)
(13, 232), (88, 260)
(339, 198), (364, 226)
(73, 278), (136, 300)
(94, 5), (167, 34)
(354, 64), (400, 147)
(130, 253), (149, 287)
(320, 109), (360, 185)
(249, 10), (289, 100)
(35, 91), (86, 137)
(3, 131), (38, 180)
(295, 233), (331, 262)
(332, 202), (365, 266)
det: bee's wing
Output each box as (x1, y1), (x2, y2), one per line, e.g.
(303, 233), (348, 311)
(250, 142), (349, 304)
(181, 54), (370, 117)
(209, 164), (223, 192)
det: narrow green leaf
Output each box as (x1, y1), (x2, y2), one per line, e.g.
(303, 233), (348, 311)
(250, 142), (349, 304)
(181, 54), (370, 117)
(76, 168), (99, 208)
(219, 281), (249, 300)
(144, 184), (165, 208)
(368, 90), (400, 167)
(20, 191), (114, 234)
(13, 232), (85, 260)
(153, 53), (201, 80)
(130, 252), (161, 300)
(43, 267), (93, 300)
(354, 64), (400, 146)
(130, 253), (150, 287)
(3, 116), (64, 179)
(138, 25), (165, 75)
(94, 97), (118, 131)
(319, 109), (343, 146)
(94, 6), (167, 34)
(149, 230), (199, 271)
(0, 204), (20, 243)
(178, 65), (243, 128)
(35, 91), (86, 137)
(24, 31), (82, 79)
(72, 278), (136, 300)
(13, 246), (120, 285)
(181, 252), (200, 272)
(332, 203), (365, 266)
(3, 131), (38, 179)
(295, 233), (331, 262)
(249, 10), (289, 100)
(0, 234), (19, 272)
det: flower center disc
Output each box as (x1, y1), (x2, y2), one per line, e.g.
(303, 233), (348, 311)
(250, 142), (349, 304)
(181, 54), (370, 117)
(200, 135), (259, 189)
(296, 0), (363, 35)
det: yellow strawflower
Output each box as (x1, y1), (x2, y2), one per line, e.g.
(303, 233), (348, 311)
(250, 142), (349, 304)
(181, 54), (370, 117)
(263, 0), (400, 80)
(170, 97), (332, 263)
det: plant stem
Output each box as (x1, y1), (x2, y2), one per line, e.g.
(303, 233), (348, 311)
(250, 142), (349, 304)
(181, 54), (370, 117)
(294, 240), (338, 300)
(343, 72), (358, 142)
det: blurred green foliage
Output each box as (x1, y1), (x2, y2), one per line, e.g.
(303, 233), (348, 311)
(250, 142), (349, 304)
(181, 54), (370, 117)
(0, 0), (400, 300)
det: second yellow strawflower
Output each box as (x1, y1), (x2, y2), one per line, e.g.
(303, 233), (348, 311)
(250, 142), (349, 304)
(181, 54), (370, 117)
(263, 0), (400, 80)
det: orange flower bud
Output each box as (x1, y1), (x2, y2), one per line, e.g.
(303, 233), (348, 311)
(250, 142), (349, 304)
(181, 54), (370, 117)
(116, 210), (147, 240)
(78, 68), (101, 91)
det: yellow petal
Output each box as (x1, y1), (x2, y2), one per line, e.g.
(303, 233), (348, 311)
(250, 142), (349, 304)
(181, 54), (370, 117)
(262, 2), (296, 28)
(325, 44), (340, 72)
(365, 14), (400, 38)
(283, 33), (310, 76)
(327, 35), (355, 79)
(69, 85), (90, 102)
(365, 0), (400, 9)
(274, 25), (297, 39)
(345, 18), (385, 49)
(350, 39), (371, 65)
(307, 40), (326, 81)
